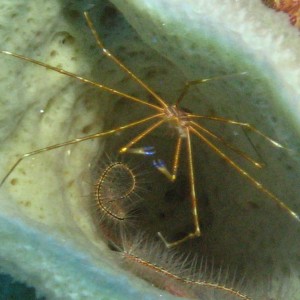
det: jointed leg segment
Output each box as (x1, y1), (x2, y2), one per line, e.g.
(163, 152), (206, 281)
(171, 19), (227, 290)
(187, 114), (285, 149)
(83, 12), (167, 109)
(189, 125), (300, 222)
(0, 113), (164, 187)
(158, 128), (201, 248)
(153, 136), (182, 181)
(191, 121), (264, 168)
(119, 119), (165, 154)
(0, 51), (161, 112)
(175, 72), (247, 106)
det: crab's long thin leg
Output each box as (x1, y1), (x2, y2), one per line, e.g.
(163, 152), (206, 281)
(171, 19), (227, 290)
(84, 12), (168, 109)
(153, 136), (182, 181)
(0, 51), (162, 112)
(190, 120), (263, 168)
(187, 113), (285, 149)
(0, 113), (164, 187)
(158, 128), (201, 248)
(190, 125), (300, 222)
(175, 72), (247, 106)
(119, 119), (165, 154)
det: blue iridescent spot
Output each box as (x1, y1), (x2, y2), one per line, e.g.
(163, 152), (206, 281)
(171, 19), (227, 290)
(153, 159), (166, 168)
(143, 146), (156, 156)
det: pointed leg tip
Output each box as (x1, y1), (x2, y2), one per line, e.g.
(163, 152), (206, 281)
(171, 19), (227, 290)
(157, 232), (172, 248)
(292, 212), (300, 222)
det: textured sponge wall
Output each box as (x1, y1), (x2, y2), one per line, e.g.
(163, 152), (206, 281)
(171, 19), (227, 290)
(110, 1), (300, 296)
(0, 0), (300, 299)
(0, 0), (175, 299)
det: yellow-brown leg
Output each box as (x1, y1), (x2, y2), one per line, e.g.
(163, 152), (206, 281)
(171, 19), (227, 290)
(188, 114), (286, 150)
(153, 136), (182, 181)
(0, 113), (164, 187)
(190, 125), (300, 222)
(190, 120), (263, 168)
(83, 12), (168, 108)
(158, 128), (201, 248)
(175, 73), (247, 106)
(119, 119), (165, 154)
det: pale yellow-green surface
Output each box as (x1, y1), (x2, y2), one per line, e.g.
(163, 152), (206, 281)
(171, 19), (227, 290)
(0, 0), (300, 299)
(0, 1), (176, 299)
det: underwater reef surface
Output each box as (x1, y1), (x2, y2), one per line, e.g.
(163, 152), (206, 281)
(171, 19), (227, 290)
(0, 0), (300, 299)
